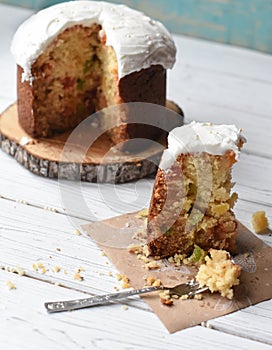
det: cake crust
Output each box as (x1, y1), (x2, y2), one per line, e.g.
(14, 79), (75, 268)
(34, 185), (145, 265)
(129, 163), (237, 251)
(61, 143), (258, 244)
(17, 65), (36, 136)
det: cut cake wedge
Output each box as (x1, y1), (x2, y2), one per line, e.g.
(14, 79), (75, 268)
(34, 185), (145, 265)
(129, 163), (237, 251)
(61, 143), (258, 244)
(147, 121), (245, 258)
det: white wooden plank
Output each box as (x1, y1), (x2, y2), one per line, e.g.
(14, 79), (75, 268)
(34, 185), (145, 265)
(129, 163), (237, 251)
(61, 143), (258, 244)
(169, 63), (272, 121)
(1, 269), (271, 350)
(234, 153), (272, 207)
(207, 300), (272, 345)
(171, 34), (272, 84)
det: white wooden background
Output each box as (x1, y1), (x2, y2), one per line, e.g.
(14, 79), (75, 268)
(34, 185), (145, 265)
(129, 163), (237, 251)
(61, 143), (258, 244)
(0, 3), (272, 350)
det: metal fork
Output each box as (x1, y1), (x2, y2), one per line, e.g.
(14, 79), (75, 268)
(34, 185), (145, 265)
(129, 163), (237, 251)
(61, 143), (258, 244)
(44, 280), (208, 313)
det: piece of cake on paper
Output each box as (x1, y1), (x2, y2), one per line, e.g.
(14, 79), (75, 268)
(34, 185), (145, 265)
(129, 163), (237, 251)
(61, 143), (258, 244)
(11, 1), (177, 143)
(147, 121), (245, 258)
(196, 249), (242, 299)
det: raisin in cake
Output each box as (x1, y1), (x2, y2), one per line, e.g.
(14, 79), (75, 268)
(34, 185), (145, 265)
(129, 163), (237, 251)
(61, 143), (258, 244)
(10, 1), (177, 143)
(147, 121), (245, 258)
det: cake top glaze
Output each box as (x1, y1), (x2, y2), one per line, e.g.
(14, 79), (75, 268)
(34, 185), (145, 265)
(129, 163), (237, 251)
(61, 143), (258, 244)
(11, 0), (176, 82)
(160, 121), (245, 170)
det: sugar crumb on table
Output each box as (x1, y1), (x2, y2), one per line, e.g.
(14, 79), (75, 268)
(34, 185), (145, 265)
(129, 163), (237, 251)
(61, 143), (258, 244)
(75, 229), (82, 236)
(73, 272), (84, 281)
(1, 265), (25, 276)
(6, 280), (16, 290)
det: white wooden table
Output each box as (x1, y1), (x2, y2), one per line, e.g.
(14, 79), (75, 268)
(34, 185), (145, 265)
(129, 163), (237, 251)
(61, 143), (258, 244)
(1, 4), (272, 349)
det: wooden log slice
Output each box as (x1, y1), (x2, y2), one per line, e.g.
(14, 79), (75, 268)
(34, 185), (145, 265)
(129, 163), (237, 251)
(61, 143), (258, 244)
(0, 101), (183, 183)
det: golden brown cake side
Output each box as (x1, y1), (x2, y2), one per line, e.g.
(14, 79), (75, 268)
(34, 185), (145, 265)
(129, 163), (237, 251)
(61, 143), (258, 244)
(147, 151), (238, 258)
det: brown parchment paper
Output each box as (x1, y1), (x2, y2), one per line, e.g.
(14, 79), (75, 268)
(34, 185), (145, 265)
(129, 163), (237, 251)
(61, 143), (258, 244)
(82, 212), (272, 333)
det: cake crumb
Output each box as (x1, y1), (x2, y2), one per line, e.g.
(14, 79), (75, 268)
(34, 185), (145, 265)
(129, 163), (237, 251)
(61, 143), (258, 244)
(145, 275), (162, 287)
(172, 294), (179, 299)
(54, 266), (61, 273)
(251, 211), (269, 234)
(138, 254), (149, 263)
(101, 251), (107, 256)
(121, 305), (129, 311)
(6, 280), (16, 290)
(116, 273), (122, 281)
(40, 267), (48, 274)
(196, 249), (241, 299)
(152, 279), (162, 287)
(73, 272), (84, 281)
(142, 245), (149, 257)
(194, 294), (203, 300)
(145, 261), (160, 270)
(145, 275), (155, 286)
(168, 253), (187, 267)
(32, 263), (48, 274)
(116, 273), (131, 289)
(127, 244), (143, 254)
(77, 267), (85, 272)
(15, 266), (25, 276)
(122, 278), (131, 289)
(75, 229), (82, 236)
(161, 298), (173, 306)
(159, 290), (174, 306)
(180, 294), (189, 300)
(3, 266), (25, 276)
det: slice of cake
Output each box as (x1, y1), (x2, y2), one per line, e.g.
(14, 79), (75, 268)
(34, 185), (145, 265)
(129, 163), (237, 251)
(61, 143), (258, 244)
(10, 1), (177, 143)
(196, 249), (241, 299)
(147, 121), (245, 258)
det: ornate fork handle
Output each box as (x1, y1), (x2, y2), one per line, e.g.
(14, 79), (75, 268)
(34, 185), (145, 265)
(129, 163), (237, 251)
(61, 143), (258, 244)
(45, 286), (163, 313)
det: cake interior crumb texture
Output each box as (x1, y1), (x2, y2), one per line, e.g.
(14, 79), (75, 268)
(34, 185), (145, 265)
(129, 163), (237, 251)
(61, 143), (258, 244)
(148, 150), (239, 258)
(196, 249), (241, 299)
(17, 24), (167, 141)
(251, 211), (269, 233)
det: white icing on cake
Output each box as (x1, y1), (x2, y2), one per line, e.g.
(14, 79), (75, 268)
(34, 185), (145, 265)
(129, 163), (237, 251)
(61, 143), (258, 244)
(10, 0), (176, 82)
(160, 121), (245, 170)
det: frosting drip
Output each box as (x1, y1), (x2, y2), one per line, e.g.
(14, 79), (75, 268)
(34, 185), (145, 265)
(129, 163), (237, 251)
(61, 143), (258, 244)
(160, 121), (245, 170)
(10, 0), (176, 81)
